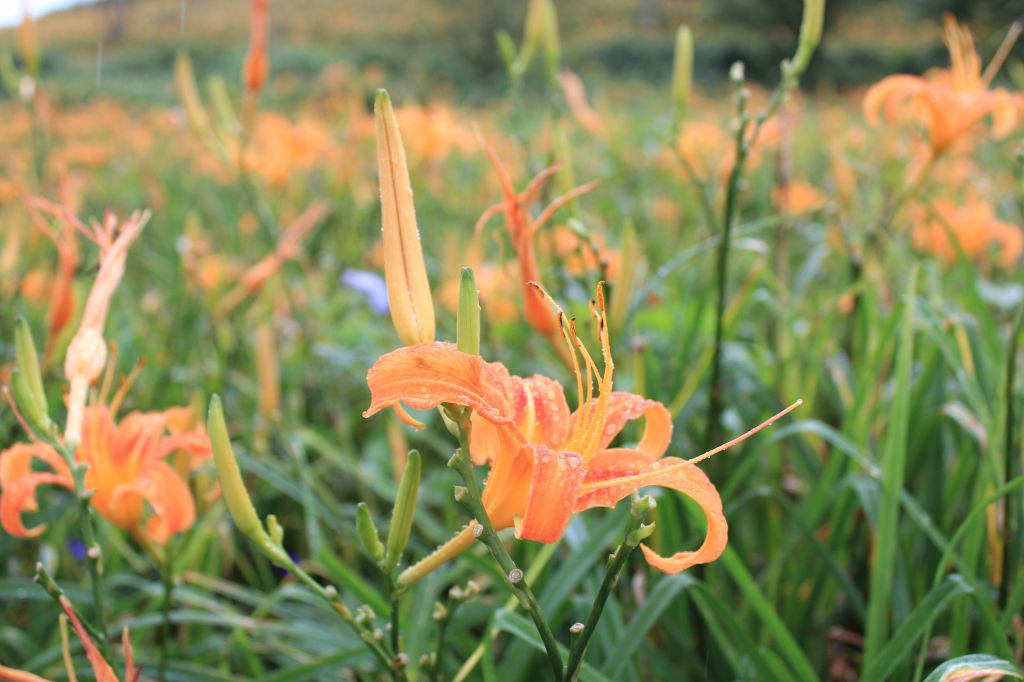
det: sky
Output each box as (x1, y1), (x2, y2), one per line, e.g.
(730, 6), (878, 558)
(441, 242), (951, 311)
(0, 0), (100, 28)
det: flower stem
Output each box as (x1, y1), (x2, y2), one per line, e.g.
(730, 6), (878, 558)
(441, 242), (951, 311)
(448, 414), (564, 681)
(563, 496), (651, 681)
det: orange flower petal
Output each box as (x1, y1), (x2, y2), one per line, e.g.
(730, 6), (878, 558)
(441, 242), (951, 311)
(111, 461), (195, 544)
(1, 442), (71, 490)
(474, 374), (568, 462)
(577, 453), (727, 574)
(0, 664), (52, 681)
(863, 74), (925, 126)
(514, 445), (586, 543)
(364, 342), (515, 426)
(1, 472), (75, 537)
(586, 392), (673, 459)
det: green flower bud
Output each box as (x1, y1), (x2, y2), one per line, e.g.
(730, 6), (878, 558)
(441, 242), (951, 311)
(456, 267), (480, 356)
(384, 449), (421, 571)
(356, 502), (386, 562)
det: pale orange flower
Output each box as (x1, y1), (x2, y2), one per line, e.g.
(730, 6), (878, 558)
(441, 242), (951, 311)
(864, 15), (1021, 155)
(772, 181), (827, 215)
(911, 198), (1022, 268)
(0, 404), (209, 544)
(365, 285), (800, 575)
(62, 210), (149, 444)
(559, 69), (606, 137)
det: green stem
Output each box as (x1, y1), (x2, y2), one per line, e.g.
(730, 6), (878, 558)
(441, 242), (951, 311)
(448, 414), (564, 681)
(34, 563), (106, 648)
(158, 538), (176, 680)
(563, 498), (649, 681)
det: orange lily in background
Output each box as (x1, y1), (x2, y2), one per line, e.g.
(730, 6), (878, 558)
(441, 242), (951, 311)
(863, 15), (1021, 155)
(0, 403), (210, 544)
(474, 135), (599, 339)
(911, 198), (1022, 268)
(366, 284), (800, 577)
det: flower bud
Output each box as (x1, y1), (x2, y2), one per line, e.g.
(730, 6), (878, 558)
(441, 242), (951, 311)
(356, 502), (386, 562)
(14, 316), (46, 412)
(541, 0), (561, 84)
(456, 267), (480, 356)
(241, 0), (270, 95)
(671, 26), (693, 138)
(375, 89), (435, 347)
(208, 395), (262, 538)
(10, 369), (55, 439)
(383, 449), (421, 571)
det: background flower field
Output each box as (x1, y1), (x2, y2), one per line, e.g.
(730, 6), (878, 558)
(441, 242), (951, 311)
(1, 0), (1023, 680)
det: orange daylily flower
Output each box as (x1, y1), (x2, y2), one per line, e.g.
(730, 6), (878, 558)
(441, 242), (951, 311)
(365, 285), (800, 575)
(863, 15), (1021, 155)
(0, 404), (210, 544)
(474, 135), (599, 338)
(911, 198), (1022, 268)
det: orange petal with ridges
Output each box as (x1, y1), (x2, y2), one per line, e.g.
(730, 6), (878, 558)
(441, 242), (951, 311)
(514, 445), (586, 543)
(0, 442), (71, 490)
(576, 453), (727, 574)
(364, 342), (515, 426)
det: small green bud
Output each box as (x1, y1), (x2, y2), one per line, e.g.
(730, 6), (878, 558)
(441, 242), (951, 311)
(15, 317), (46, 412)
(266, 514), (284, 545)
(541, 0), (561, 83)
(627, 522), (657, 547)
(456, 267), (481, 356)
(383, 450), (421, 571)
(670, 26), (693, 139)
(356, 502), (386, 562)
(10, 369), (55, 439)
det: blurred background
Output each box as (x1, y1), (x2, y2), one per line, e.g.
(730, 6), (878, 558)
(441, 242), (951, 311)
(1, 0), (1022, 105)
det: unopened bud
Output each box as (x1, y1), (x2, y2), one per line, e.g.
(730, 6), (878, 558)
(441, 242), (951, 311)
(356, 502), (386, 562)
(456, 267), (480, 356)
(670, 26), (693, 138)
(383, 449), (421, 571)
(375, 89), (435, 347)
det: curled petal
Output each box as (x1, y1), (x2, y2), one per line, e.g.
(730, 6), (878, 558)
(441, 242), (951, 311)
(577, 453), (727, 574)
(110, 462), (195, 544)
(364, 342), (515, 426)
(1, 472), (74, 537)
(863, 75), (925, 125)
(480, 438), (534, 529)
(514, 445), (586, 543)
(0, 442), (71, 489)
(579, 392), (672, 459)
(990, 90), (1019, 139)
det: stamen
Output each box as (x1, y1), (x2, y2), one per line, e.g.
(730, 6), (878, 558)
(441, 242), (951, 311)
(982, 20), (1022, 86)
(578, 400), (804, 496)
